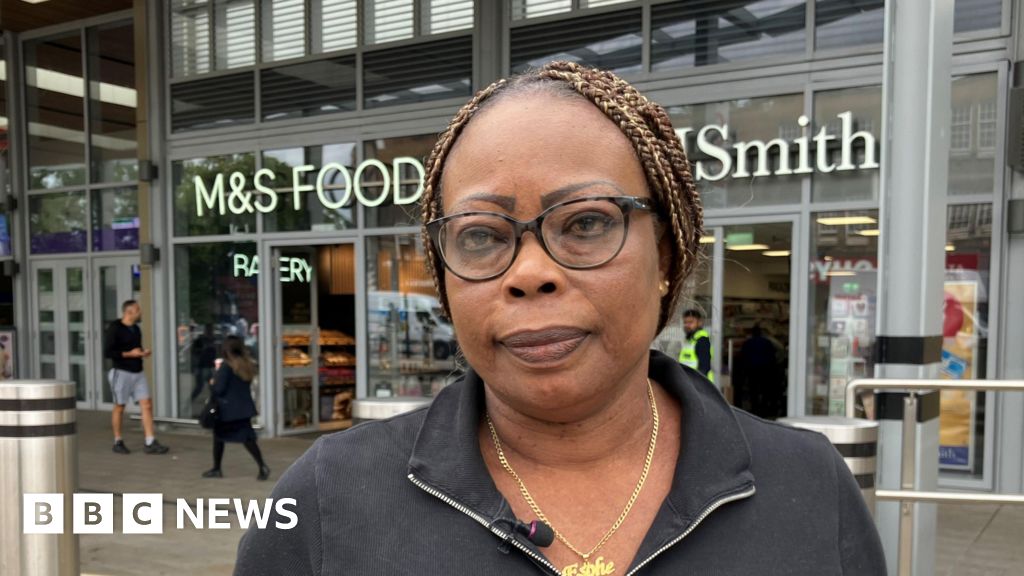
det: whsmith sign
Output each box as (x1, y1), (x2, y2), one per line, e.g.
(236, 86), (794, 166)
(192, 112), (876, 216)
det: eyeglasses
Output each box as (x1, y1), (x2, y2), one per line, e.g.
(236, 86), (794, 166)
(426, 195), (655, 281)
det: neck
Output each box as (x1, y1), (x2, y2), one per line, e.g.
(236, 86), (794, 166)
(482, 370), (656, 470)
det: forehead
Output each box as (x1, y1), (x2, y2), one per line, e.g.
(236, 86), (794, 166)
(440, 93), (644, 215)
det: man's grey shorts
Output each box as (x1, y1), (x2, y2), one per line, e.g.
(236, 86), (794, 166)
(108, 369), (150, 405)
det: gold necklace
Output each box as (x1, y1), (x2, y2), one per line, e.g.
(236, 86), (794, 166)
(486, 379), (659, 576)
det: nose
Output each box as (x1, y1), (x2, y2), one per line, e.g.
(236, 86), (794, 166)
(501, 232), (564, 299)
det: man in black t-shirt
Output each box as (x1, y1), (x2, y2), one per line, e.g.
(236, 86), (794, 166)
(105, 300), (169, 455)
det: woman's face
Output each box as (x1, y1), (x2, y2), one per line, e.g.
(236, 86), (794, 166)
(440, 93), (669, 421)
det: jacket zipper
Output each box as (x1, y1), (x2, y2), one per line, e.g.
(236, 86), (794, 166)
(625, 485), (757, 575)
(408, 473), (562, 575)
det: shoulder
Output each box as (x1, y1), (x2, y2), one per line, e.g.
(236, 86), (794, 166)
(733, 409), (838, 468)
(315, 407), (428, 473)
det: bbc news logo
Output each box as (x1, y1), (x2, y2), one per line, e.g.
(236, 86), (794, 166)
(23, 494), (297, 534)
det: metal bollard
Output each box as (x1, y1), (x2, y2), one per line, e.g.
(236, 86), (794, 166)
(778, 416), (879, 514)
(0, 380), (79, 576)
(352, 397), (432, 426)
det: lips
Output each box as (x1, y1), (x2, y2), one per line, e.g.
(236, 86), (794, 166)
(500, 327), (589, 364)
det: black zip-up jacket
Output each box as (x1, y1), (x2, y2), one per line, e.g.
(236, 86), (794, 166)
(235, 350), (886, 575)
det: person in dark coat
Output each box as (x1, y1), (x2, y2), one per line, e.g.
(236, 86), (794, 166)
(202, 335), (270, 480)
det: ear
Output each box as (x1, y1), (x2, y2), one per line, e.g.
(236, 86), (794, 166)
(656, 225), (672, 287)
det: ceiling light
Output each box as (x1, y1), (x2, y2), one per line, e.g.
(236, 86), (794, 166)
(699, 236), (716, 244)
(945, 244), (955, 252)
(816, 216), (878, 226)
(858, 229), (880, 237)
(726, 244), (770, 251)
(827, 271), (857, 277)
(762, 250), (791, 257)
(21, 0), (52, 4)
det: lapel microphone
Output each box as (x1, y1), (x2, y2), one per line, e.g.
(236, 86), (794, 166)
(514, 519), (555, 547)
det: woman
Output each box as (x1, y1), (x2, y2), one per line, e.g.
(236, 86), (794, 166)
(235, 62), (885, 574)
(202, 335), (270, 481)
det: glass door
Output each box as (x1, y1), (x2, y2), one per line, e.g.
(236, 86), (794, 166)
(93, 257), (142, 410)
(276, 246), (317, 433)
(30, 260), (91, 407)
(659, 219), (797, 420)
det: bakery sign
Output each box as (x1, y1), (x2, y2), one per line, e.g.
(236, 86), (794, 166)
(194, 157), (425, 217)
(676, 111), (879, 182)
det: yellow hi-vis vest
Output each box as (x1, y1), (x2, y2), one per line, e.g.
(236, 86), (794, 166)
(679, 329), (714, 382)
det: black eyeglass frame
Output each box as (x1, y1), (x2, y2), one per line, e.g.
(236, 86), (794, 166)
(426, 195), (656, 282)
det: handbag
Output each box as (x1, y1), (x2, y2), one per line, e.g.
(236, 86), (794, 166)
(199, 396), (219, 429)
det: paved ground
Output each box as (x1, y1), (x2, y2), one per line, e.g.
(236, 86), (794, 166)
(71, 410), (1024, 575)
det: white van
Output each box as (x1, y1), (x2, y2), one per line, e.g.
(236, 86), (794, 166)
(367, 291), (457, 360)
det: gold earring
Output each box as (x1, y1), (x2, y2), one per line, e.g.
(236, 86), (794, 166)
(658, 280), (669, 297)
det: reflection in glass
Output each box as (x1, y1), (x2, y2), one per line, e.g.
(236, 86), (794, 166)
(806, 210), (879, 416)
(366, 235), (458, 398)
(511, 8), (642, 75)
(29, 191), (88, 254)
(172, 154), (257, 236)
(37, 268), (58, 386)
(92, 188), (140, 251)
(669, 94), (804, 209)
(651, 1), (805, 71)
(25, 35), (86, 189)
(362, 135), (433, 228)
(89, 22), (138, 183)
(261, 57), (356, 121)
(263, 144), (357, 231)
(940, 203), (992, 479)
(100, 266), (120, 404)
(815, 0), (883, 51)
(214, 0), (256, 69)
(812, 85), (881, 203)
(949, 73), (997, 196)
(363, 37), (472, 108)
(262, 0), (307, 61)
(175, 242), (260, 418)
(953, 0), (1002, 35)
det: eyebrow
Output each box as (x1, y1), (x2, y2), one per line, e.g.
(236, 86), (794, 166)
(449, 180), (626, 214)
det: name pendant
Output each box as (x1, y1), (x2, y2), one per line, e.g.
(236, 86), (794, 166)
(562, 557), (615, 576)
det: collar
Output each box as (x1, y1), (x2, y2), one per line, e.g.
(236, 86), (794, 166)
(407, 350), (755, 550)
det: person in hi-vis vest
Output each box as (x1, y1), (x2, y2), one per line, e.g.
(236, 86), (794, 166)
(679, 309), (713, 382)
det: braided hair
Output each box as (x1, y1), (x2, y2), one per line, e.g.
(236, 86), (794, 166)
(420, 61), (704, 334)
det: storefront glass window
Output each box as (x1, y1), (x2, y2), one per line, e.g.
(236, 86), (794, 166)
(949, 73), (997, 197)
(263, 143), (358, 232)
(362, 135), (433, 228)
(29, 191), (88, 254)
(261, 56), (357, 121)
(512, 0), (571, 20)
(261, 0), (309, 61)
(89, 22), (138, 183)
(651, 1), (805, 72)
(170, 0), (255, 78)
(0, 266), (13, 327)
(319, 0), (359, 52)
(366, 234), (458, 398)
(815, 0), (1002, 51)
(510, 8), (642, 75)
(362, 36), (472, 109)
(806, 209), (879, 416)
(1, 41), (10, 205)
(173, 153), (257, 236)
(91, 187), (140, 251)
(812, 85), (881, 203)
(940, 203), (992, 479)
(174, 242), (260, 418)
(668, 94), (804, 209)
(25, 35), (86, 190)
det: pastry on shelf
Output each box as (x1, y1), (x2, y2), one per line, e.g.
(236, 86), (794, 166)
(321, 351), (356, 367)
(319, 329), (356, 346)
(282, 331), (312, 346)
(283, 347), (312, 366)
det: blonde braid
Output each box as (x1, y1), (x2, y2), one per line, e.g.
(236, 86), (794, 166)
(421, 61), (703, 333)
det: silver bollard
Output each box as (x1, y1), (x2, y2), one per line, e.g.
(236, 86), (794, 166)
(779, 416), (879, 514)
(0, 380), (79, 576)
(352, 397), (432, 425)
